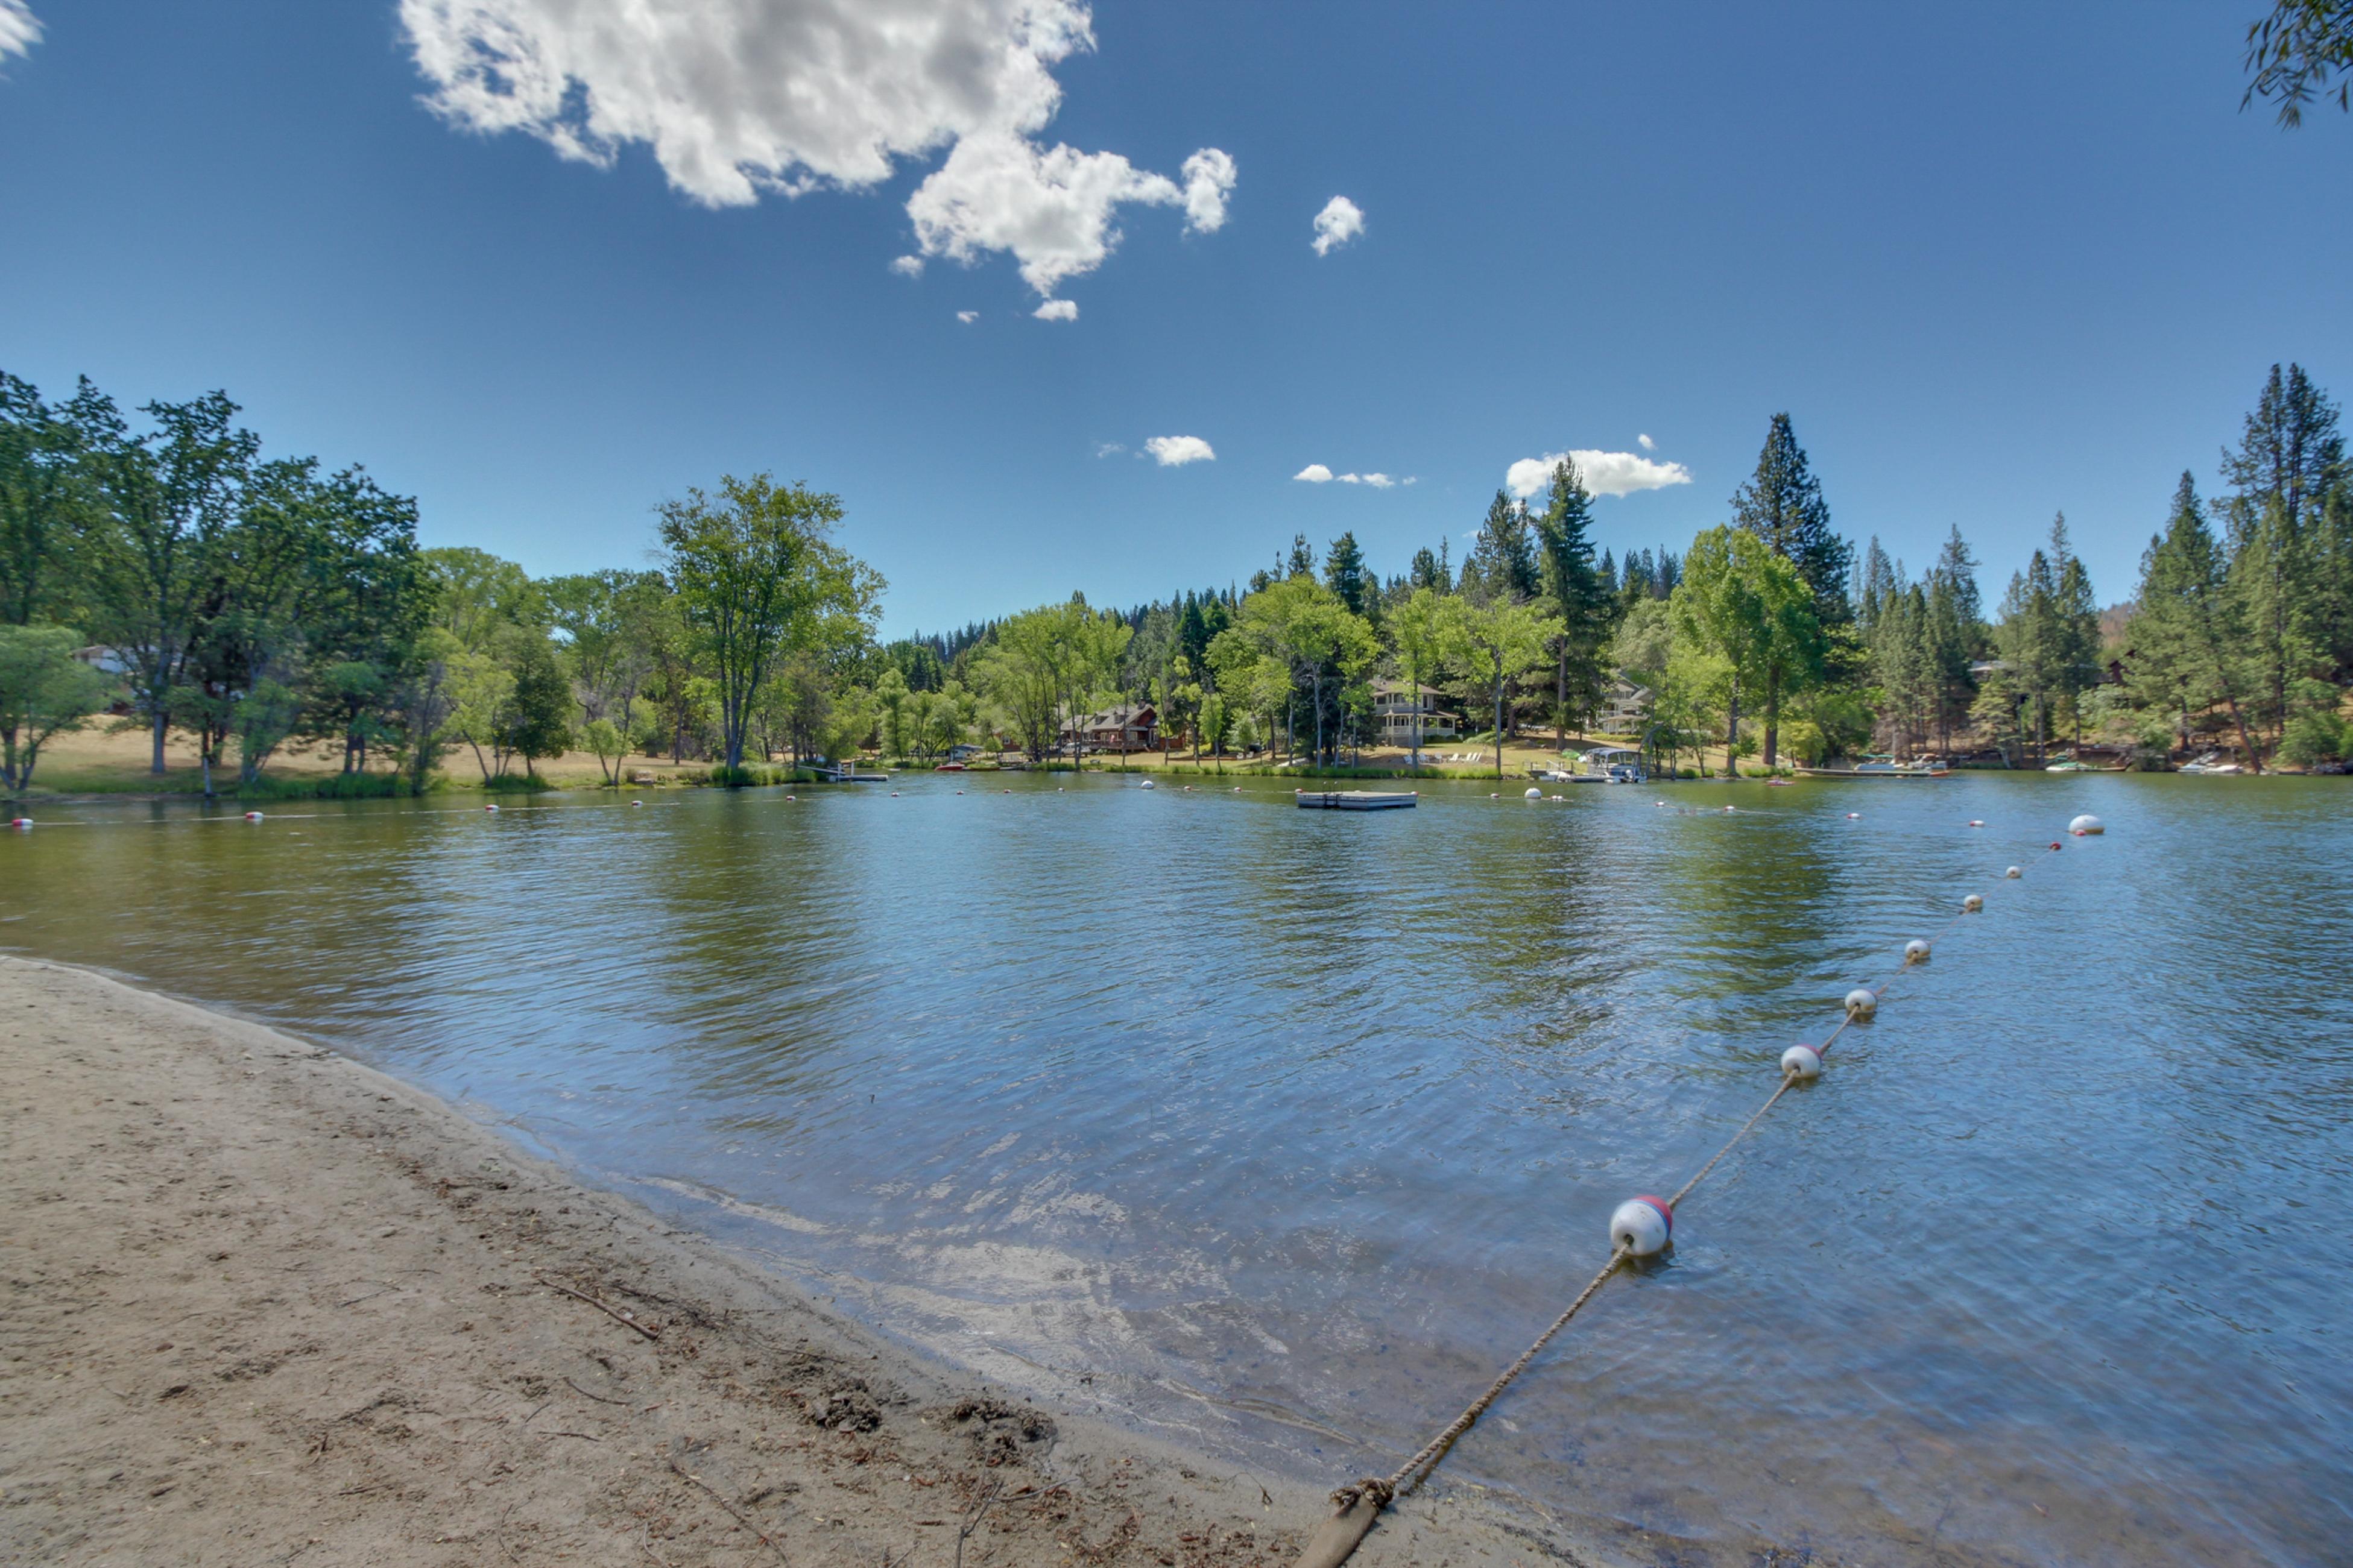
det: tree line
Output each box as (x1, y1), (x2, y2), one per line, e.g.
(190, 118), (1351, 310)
(8, 362), (2345, 793)
(894, 367), (2350, 778)
(1, 373), (881, 795)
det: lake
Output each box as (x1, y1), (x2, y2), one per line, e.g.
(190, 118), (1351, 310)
(4, 771), (2347, 1566)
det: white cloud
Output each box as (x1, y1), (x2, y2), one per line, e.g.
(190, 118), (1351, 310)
(1145, 435), (1214, 467)
(1032, 297), (1078, 321)
(401, 0), (1234, 298)
(1180, 148), (1237, 233)
(889, 254), (924, 277)
(956, 309), (979, 323)
(1506, 449), (1694, 500)
(1293, 463), (1334, 483)
(1638, 433), (1655, 450)
(1311, 195), (1364, 256)
(1096, 441), (1126, 457)
(1338, 472), (1396, 488)
(0, 0), (39, 60)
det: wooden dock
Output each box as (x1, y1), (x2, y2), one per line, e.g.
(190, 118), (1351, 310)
(1295, 790), (1418, 811)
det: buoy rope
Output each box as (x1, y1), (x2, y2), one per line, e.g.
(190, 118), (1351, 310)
(1308, 833), (2065, 1563)
(1375, 1247), (1629, 1500)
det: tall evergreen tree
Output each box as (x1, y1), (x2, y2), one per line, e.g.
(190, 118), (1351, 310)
(1322, 531), (1371, 618)
(2220, 364), (2341, 741)
(1286, 533), (1316, 579)
(1731, 412), (1854, 625)
(2127, 472), (2264, 766)
(1533, 459), (1611, 738)
(1464, 490), (1540, 603)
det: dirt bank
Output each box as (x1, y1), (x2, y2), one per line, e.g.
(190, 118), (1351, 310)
(0, 957), (1568, 1567)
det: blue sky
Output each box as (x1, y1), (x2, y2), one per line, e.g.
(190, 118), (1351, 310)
(2, 2), (2348, 636)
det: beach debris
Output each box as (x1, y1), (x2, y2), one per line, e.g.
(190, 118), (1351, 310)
(669, 1458), (789, 1567)
(534, 1273), (660, 1340)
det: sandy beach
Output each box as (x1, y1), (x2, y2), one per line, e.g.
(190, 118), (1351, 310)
(0, 957), (1572, 1567)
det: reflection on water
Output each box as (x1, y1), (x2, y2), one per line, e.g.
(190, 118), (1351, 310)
(6, 774), (2350, 1565)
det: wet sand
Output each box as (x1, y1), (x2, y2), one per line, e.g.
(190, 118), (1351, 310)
(0, 957), (1578, 1567)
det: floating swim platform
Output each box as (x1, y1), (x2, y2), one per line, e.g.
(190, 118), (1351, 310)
(1295, 790), (1417, 811)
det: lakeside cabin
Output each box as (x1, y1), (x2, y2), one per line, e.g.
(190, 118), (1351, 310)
(1060, 702), (1159, 755)
(1371, 679), (1460, 747)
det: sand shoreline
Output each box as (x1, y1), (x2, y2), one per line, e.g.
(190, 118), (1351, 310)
(0, 956), (1580, 1567)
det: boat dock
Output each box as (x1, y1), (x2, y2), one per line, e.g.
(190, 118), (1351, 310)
(1296, 790), (1418, 811)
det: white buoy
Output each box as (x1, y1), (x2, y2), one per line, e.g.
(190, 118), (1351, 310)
(1525, 786), (1543, 799)
(1142, 779), (1157, 790)
(1844, 987), (1878, 1019)
(1608, 1195), (1674, 1256)
(1781, 1044), (1823, 1079)
(1968, 819), (1985, 828)
(1904, 938), (1931, 965)
(243, 810), (264, 822)
(2070, 814), (2103, 836)
(1845, 811), (1860, 819)
(2005, 866), (2022, 878)
(1963, 893), (1983, 913)
(1723, 804), (1737, 813)
(631, 799), (644, 807)
(484, 804), (499, 813)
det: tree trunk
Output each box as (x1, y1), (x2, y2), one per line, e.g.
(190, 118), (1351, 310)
(1724, 681), (1741, 777)
(1763, 675), (1780, 769)
(151, 708), (168, 775)
(1493, 671), (1505, 779)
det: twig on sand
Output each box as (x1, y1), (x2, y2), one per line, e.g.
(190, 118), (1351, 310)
(564, 1376), (630, 1406)
(535, 1274), (661, 1340)
(956, 1478), (1003, 1568)
(669, 1458), (788, 1567)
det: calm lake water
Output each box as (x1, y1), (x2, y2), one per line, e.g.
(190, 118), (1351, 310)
(5, 772), (2349, 1564)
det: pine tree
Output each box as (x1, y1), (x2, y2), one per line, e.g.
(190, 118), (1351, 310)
(2129, 473), (2263, 766)
(1409, 545), (1445, 592)
(1731, 412), (1854, 624)
(2047, 515), (2101, 743)
(1323, 531), (1371, 617)
(1464, 490), (1540, 604)
(1286, 533), (1317, 580)
(2220, 365), (2341, 743)
(1924, 526), (1982, 752)
(1533, 459), (1611, 738)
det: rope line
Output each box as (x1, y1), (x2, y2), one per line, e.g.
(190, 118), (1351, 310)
(1308, 828), (2073, 1564)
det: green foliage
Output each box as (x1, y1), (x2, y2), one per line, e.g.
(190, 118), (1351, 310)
(2244, 1), (2353, 126)
(0, 623), (111, 793)
(660, 473), (883, 772)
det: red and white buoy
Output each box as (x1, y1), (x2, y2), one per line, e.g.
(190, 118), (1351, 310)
(1609, 1195), (1675, 1256)
(244, 810), (264, 822)
(484, 803), (499, 812)
(8, 817), (30, 831)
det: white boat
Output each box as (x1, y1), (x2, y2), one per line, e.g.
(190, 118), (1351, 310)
(2178, 752), (2243, 775)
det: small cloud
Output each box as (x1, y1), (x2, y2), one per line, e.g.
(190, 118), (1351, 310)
(1033, 298), (1078, 321)
(1145, 435), (1214, 467)
(1096, 441), (1127, 458)
(1180, 148), (1237, 233)
(1293, 463), (1334, 483)
(956, 309), (979, 323)
(1312, 195), (1365, 256)
(1506, 449), (1694, 500)
(1361, 473), (1395, 489)
(889, 254), (924, 278)
(1638, 433), (1655, 450)
(1402, 476), (1419, 486)
(0, 0), (39, 61)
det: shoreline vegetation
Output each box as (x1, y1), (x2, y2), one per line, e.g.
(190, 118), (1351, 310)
(7, 365), (2351, 805)
(1, 955), (1587, 1567)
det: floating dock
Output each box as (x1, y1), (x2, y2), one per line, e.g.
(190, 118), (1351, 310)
(1295, 790), (1417, 811)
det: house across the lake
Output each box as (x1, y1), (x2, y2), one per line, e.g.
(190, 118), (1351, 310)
(1372, 679), (1459, 746)
(1061, 703), (1159, 753)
